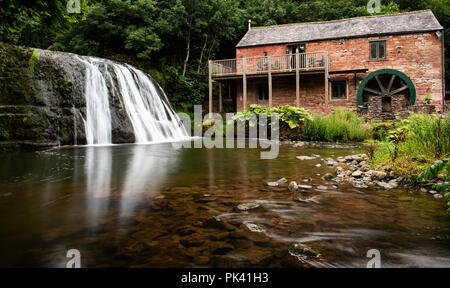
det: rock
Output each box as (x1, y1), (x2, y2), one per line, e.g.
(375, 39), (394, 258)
(324, 158), (337, 166)
(245, 222), (265, 233)
(237, 203), (260, 211)
(337, 157), (346, 163)
(289, 243), (320, 258)
(298, 185), (313, 191)
(315, 164), (321, 167)
(296, 195), (320, 203)
(293, 142), (305, 148)
(420, 188), (428, 193)
(296, 156), (316, 160)
(350, 180), (368, 188)
(332, 184), (339, 189)
(376, 181), (397, 190)
(434, 194), (443, 199)
(267, 181), (279, 187)
(288, 181), (299, 193)
(370, 170), (388, 180)
(303, 178), (312, 182)
(321, 173), (334, 180)
(428, 190), (436, 194)
(316, 185), (328, 190)
(344, 155), (354, 161)
(267, 177), (288, 187)
(311, 154), (321, 158)
(351, 170), (363, 177)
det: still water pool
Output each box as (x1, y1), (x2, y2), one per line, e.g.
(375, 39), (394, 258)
(0, 141), (449, 267)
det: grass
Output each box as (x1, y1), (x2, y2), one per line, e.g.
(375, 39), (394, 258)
(370, 112), (450, 180)
(302, 108), (371, 142)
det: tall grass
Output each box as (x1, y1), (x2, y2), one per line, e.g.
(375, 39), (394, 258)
(371, 112), (450, 178)
(302, 108), (370, 142)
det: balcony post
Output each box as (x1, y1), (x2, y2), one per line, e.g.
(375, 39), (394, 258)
(219, 82), (222, 113)
(268, 55), (272, 107)
(208, 60), (213, 117)
(243, 57), (247, 110)
(296, 52), (300, 107)
(324, 51), (329, 113)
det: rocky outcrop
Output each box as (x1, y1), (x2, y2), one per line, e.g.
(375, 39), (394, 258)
(0, 44), (137, 149)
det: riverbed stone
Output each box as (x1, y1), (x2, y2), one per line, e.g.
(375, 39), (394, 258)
(289, 243), (320, 258)
(321, 173), (334, 180)
(296, 156), (316, 160)
(351, 170), (363, 177)
(237, 203), (260, 211)
(288, 181), (299, 193)
(370, 170), (388, 180)
(298, 185), (313, 191)
(316, 185), (328, 190)
(434, 194), (443, 199)
(245, 222), (265, 233)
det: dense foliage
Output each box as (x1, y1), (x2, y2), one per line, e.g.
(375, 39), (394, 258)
(371, 113), (450, 177)
(233, 104), (312, 128)
(0, 0), (447, 110)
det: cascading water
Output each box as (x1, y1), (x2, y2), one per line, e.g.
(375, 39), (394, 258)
(78, 57), (112, 145)
(77, 56), (188, 145)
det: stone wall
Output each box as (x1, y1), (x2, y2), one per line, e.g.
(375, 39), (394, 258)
(235, 31), (444, 112)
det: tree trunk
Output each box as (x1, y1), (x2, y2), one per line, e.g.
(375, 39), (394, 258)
(182, 19), (192, 77)
(197, 35), (208, 74)
(206, 36), (216, 65)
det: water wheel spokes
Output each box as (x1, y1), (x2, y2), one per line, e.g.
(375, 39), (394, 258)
(358, 69), (416, 106)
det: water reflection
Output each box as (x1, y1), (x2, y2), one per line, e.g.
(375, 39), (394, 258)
(85, 146), (112, 224)
(119, 144), (180, 218)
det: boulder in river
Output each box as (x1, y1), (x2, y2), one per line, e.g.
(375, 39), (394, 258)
(289, 243), (320, 258)
(237, 203), (260, 211)
(288, 181), (299, 193)
(298, 184), (313, 191)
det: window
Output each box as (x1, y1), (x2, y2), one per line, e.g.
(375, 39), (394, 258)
(370, 40), (386, 60)
(331, 81), (347, 100)
(258, 84), (269, 101)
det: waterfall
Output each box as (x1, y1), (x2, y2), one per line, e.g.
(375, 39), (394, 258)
(78, 57), (112, 145)
(78, 56), (188, 145)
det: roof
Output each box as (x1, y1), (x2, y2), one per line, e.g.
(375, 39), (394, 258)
(237, 10), (443, 48)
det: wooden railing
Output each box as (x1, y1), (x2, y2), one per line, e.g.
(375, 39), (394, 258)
(210, 52), (328, 77)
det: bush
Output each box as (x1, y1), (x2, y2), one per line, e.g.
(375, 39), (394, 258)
(232, 104), (312, 128)
(302, 108), (370, 142)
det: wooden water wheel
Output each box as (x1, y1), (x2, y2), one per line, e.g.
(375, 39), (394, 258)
(357, 69), (416, 110)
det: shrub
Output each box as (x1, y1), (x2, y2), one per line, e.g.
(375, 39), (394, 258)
(302, 108), (370, 142)
(418, 159), (450, 211)
(232, 104), (312, 128)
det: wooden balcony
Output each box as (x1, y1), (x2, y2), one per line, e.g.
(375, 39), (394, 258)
(208, 52), (330, 114)
(210, 52), (328, 79)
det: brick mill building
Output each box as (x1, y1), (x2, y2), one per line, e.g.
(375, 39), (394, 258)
(208, 10), (446, 121)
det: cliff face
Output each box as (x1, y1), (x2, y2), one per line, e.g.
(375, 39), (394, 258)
(0, 44), (134, 149)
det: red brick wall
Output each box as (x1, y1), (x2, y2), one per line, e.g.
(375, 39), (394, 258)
(235, 32), (444, 112)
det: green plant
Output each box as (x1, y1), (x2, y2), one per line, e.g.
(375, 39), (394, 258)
(302, 108), (370, 142)
(418, 159), (450, 211)
(386, 124), (409, 163)
(423, 94), (432, 103)
(232, 104), (312, 129)
(29, 48), (39, 74)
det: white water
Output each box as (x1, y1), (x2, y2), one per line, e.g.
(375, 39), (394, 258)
(78, 57), (188, 145)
